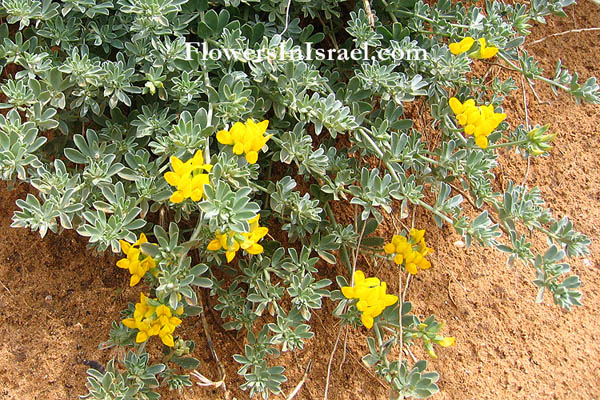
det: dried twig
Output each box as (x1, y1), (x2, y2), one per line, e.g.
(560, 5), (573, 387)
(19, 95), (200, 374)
(519, 51), (533, 187)
(197, 292), (232, 400)
(363, 0), (376, 27)
(323, 326), (343, 400)
(286, 360), (312, 400)
(526, 26), (600, 46)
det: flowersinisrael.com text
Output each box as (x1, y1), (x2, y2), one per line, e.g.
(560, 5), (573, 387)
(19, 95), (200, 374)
(185, 41), (427, 62)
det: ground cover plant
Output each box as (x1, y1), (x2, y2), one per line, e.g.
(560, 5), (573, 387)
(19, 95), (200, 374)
(0, 0), (598, 399)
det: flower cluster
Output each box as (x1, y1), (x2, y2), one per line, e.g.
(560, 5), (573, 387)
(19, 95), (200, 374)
(216, 119), (271, 164)
(164, 149), (213, 203)
(384, 229), (433, 275)
(117, 233), (156, 287)
(449, 97), (507, 149)
(449, 37), (475, 55)
(449, 37), (498, 59)
(527, 124), (557, 155)
(342, 270), (398, 329)
(122, 293), (183, 347)
(207, 214), (268, 262)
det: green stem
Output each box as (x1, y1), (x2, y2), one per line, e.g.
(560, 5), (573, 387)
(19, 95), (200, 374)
(498, 53), (570, 92)
(392, 8), (470, 28)
(248, 180), (269, 193)
(416, 154), (442, 166)
(358, 127), (456, 226)
(486, 139), (528, 149)
(416, 199), (453, 225)
(325, 202), (353, 276)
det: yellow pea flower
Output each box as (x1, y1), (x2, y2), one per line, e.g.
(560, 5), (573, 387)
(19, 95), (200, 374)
(216, 119), (271, 164)
(438, 336), (456, 347)
(448, 37), (475, 55)
(449, 97), (507, 149)
(470, 38), (499, 59)
(384, 229), (433, 275)
(164, 149), (213, 203)
(122, 294), (183, 347)
(207, 214), (269, 262)
(342, 270), (398, 329)
(116, 234), (156, 286)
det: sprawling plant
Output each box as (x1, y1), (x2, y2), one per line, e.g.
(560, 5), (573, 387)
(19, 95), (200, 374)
(0, 0), (595, 398)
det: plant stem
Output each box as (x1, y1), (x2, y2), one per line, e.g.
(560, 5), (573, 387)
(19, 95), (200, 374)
(497, 52), (571, 92)
(486, 138), (528, 149)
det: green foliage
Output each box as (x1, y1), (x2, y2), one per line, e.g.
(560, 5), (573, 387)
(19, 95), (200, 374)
(0, 0), (595, 398)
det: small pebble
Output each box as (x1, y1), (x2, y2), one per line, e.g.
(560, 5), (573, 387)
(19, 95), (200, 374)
(583, 258), (592, 267)
(45, 295), (53, 302)
(454, 240), (465, 248)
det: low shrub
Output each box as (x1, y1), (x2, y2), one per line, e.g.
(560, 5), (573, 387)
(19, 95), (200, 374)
(0, 0), (596, 398)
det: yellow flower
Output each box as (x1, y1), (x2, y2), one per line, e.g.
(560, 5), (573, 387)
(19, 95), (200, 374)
(207, 214), (269, 262)
(469, 38), (499, 59)
(164, 149), (213, 203)
(438, 336), (456, 347)
(342, 270), (398, 329)
(216, 119), (271, 164)
(409, 228), (425, 244)
(448, 37), (475, 55)
(116, 234), (156, 286)
(122, 294), (182, 347)
(449, 97), (507, 149)
(155, 305), (183, 347)
(384, 230), (433, 275)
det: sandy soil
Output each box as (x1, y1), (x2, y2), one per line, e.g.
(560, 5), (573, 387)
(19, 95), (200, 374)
(0, 1), (599, 399)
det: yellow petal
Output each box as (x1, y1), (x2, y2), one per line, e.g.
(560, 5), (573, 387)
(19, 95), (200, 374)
(384, 294), (398, 307)
(170, 156), (184, 173)
(393, 254), (404, 265)
(246, 243), (263, 255)
(230, 122), (246, 142)
(216, 129), (233, 145)
(405, 263), (418, 275)
(353, 270), (365, 284)
(190, 187), (203, 202)
(341, 286), (355, 299)
(233, 142), (244, 155)
(409, 228), (425, 244)
(226, 251), (236, 262)
(383, 243), (396, 254)
(161, 333), (174, 347)
(116, 258), (129, 269)
(448, 37), (474, 55)
(130, 274), (142, 287)
(361, 313), (374, 329)
(438, 336), (456, 347)
(448, 97), (464, 115)
(170, 191), (185, 203)
(164, 171), (180, 186)
(192, 149), (205, 165)
(245, 151), (258, 164)
(256, 119), (269, 133)
(156, 305), (172, 317)
(207, 239), (222, 251)
(135, 331), (148, 343)
(141, 256), (155, 270)
(475, 135), (489, 149)
(122, 318), (136, 329)
(120, 240), (132, 255)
